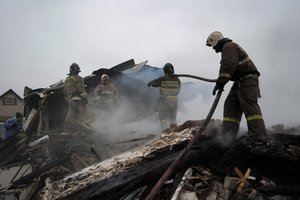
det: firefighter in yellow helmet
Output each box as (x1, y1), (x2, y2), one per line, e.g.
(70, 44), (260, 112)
(94, 74), (118, 113)
(206, 31), (267, 142)
(63, 63), (88, 126)
(148, 63), (181, 130)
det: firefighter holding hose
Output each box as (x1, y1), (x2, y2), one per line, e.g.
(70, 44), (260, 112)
(206, 31), (267, 142)
(148, 63), (181, 130)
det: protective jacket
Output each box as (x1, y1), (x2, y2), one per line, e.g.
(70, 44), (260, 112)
(95, 83), (118, 97)
(94, 83), (118, 109)
(217, 40), (260, 85)
(4, 117), (23, 140)
(217, 39), (267, 139)
(148, 75), (181, 130)
(63, 75), (86, 101)
(149, 75), (181, 97)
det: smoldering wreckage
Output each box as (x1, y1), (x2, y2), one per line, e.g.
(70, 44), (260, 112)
(1, 59), (300, 200)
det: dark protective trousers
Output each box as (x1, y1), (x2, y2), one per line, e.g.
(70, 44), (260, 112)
(223, 75), (267, 140)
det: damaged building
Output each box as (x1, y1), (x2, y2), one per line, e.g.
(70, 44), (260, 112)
(1, 59), (300, 200)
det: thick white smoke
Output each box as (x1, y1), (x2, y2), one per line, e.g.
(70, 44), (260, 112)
(88, 96), (161, 144)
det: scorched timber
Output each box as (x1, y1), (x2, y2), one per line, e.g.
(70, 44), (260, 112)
(37, 120), (300, 200)
(37, 120), (208, 199)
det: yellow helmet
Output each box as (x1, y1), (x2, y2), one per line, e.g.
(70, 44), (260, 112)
(206, 31), (224, 47)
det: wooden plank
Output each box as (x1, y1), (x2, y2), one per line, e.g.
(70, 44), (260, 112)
(23, 108), (36, 133)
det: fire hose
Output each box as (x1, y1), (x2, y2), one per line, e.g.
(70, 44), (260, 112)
(175, 73), (217, 82)
(145, 76), (222, 200)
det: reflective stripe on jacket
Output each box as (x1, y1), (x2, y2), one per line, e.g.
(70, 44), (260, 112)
(94, 83), (118, 97)
(149, 75), (181, 97)
(218, 41), (259, 84)
(160, 80), (180, 97)
(64, 75), (86, 100)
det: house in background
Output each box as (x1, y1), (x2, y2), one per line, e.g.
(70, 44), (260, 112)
(0, 89), (23, 122)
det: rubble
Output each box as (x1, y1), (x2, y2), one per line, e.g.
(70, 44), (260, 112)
(35, 120), (300, 199)
(2, 117), (300, 199)
(1, 59), (300, 199)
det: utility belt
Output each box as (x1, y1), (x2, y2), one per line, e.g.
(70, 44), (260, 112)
(69, 92), (86, 101)
(236, 73), (261, 98)
(161, 95), (177, 101)
(70, 96), (82, 101)
(238, 73), (258, 83)
(100, 91), (114, 95)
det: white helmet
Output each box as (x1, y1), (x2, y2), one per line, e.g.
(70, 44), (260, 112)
(101, 74), (110, 81)
(206, 31), (224, 47)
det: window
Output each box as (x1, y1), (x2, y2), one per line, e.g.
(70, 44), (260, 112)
(3, 98), (17, 105)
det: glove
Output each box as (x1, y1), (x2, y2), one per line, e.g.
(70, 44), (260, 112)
(212, 82), (224, 96)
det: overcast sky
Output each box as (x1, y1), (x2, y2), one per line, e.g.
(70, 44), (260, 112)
(1, 0), (299, 128)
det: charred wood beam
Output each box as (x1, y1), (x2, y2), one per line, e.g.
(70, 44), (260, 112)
(90, 146), (102, 161)
(27, 178), (47, 200)
(37, 127), (300, 200)
(24, 108), (40, 138)
(94, 136), (300, 199)
(0, 133), (27, 167)
(216, 135), (300, 185)
(257, 184), (300, 196)
(71, 153), (89, 168)
(38, 134), (225, 200)
(164, 170), (187, 200)
(35, 136), (217, 199)
(9, 155), (70, 189)
(55, 147), (205, 200)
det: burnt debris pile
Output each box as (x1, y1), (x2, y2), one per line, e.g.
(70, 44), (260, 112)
(1, 59), (300, 200)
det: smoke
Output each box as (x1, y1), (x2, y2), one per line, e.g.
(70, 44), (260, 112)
(178, 92), (212, 123)
(86, 76), (253, 147)
(254, 17), (300, 128)
(177, 80), (218, 123)
(88, 96), (161, 144)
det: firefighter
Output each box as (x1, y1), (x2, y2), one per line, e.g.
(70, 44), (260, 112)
(94, 74), (118, 112)
(3, 112), (24, 140)
(206, 31), (267, 142)
(148, 63), (181, 130)
(63, 63), (88, 127)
